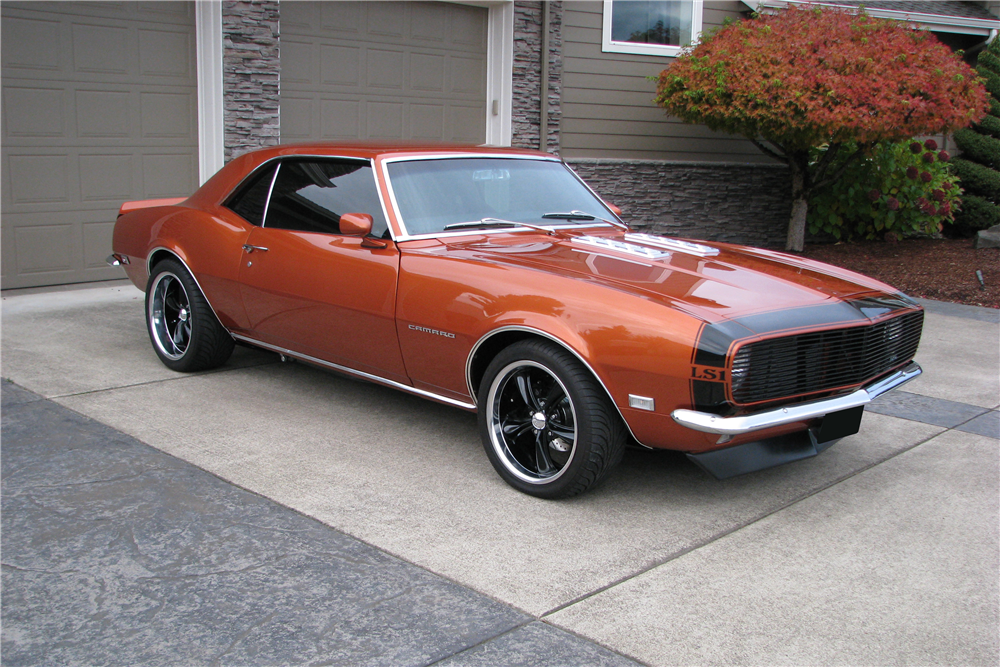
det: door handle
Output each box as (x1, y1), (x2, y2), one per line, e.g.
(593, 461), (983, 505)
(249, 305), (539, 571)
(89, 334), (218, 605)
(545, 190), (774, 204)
(242, 244), (269, 253)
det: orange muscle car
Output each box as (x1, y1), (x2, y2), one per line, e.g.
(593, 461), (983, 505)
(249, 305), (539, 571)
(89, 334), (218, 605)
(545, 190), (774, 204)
(110, 143), (923, 498)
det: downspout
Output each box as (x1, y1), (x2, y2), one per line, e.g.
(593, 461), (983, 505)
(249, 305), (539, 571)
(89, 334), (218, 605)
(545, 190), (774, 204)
(966, 28), (998, 58)
(539, 1), (550, 153)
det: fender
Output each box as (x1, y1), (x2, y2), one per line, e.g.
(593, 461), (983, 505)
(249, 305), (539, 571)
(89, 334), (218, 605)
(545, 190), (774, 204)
(465, 324), (653, 449)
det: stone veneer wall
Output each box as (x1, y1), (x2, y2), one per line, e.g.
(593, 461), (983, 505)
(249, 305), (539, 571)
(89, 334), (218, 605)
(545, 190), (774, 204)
(511, 1), (562, 153)
(222, 1), (280, 162)
(568, 159), (793, 248)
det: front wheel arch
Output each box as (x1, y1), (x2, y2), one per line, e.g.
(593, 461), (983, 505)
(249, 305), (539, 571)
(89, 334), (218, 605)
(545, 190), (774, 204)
(477, 338), (628, 498)
(467, 327), (641, 443)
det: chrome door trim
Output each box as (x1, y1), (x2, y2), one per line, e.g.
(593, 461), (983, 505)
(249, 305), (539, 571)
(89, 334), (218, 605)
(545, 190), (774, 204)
(231, 333), (477, 411)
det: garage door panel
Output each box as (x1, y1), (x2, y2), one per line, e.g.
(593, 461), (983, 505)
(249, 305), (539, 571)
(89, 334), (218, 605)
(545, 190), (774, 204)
(4, 88), (65, 137)
(410, 4), (447, 42)
(72, 23), (130, 74)
(322, 3), (361, 33)
(410, 54), (445, 92)
(450, 104), (489, 143)
(140, 91), (194, 138)
(1, 17), (62, 70)
(283, 1), (486, 144)
(13, 223), (76, 275)
(1, 1), (196, 289)
(141, 153), (197, 198)
(409, 104), (445, 139)
(139, 28), (193, 78)
(321, 45), (361, 86)
(321, 100), (360, 138)
(367, 3), (405, 38)
(76, 90), (132, 138)
(367, 102), (405, 138)
(282, 40), (314, 84)
(7, 155), (72, 206)
(367, 49), (405, 90)
(79, 155), (135, 202)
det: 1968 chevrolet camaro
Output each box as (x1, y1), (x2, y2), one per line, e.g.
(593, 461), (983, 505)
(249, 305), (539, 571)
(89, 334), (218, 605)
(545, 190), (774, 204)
(110, 143), (923, 498)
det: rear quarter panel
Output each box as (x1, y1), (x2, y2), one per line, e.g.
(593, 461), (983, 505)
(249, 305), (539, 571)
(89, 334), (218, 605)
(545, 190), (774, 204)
(112, 204), (253, 331)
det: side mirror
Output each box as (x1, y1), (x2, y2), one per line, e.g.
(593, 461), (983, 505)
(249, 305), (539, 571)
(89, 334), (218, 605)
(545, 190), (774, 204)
(607, 203), (623, 217)
(340, 212), (373, 237)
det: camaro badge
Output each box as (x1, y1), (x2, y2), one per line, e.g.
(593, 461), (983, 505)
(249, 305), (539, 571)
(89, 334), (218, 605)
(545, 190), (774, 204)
(409, 324), (456, 339)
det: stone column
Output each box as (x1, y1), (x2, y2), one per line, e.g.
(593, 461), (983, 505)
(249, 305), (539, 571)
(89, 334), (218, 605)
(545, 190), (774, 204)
(511, 1), (562, 153)
(222, 1), (280, 161)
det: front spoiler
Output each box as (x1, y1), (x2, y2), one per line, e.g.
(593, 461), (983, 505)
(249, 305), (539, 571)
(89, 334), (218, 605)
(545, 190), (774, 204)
(671, 361), (921, 436)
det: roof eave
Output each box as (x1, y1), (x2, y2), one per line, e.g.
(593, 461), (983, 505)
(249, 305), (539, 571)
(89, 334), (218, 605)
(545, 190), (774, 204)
(741, 0), (1000, 35)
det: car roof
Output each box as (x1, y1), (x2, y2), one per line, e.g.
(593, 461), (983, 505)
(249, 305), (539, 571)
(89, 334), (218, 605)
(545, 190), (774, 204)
(240, 141), (553, 161)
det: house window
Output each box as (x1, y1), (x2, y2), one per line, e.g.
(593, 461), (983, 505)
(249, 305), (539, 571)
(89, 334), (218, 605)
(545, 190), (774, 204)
(602, 1), (703, 57)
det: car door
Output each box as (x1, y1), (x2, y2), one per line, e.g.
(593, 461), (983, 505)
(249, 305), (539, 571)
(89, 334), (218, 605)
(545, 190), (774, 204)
(238, 158), (407, 383)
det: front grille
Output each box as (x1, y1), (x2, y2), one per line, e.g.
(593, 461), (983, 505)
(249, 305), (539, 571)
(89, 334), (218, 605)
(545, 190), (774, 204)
(730, 310), (923, 404)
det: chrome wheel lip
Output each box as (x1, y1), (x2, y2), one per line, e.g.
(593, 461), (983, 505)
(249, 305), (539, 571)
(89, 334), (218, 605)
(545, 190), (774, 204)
(486, 360), (577, 485)
(148, 271), (192, 361)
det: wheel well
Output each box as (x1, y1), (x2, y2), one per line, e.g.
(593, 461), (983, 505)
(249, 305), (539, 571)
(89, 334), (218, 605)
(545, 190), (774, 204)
(468, 330), (540, 399)
(147, 248), (180, 275)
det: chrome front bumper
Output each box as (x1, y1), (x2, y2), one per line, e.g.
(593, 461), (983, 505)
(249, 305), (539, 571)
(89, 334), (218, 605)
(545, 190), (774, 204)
(671, 362), (922, 436)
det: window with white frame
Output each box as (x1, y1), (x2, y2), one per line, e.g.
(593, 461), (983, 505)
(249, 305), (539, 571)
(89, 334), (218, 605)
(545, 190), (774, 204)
(602, 1), (703, 57)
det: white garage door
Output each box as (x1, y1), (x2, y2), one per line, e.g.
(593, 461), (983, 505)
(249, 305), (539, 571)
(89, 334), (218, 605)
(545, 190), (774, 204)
(1, 2), (198, 289)
(281, 1), (488, 144)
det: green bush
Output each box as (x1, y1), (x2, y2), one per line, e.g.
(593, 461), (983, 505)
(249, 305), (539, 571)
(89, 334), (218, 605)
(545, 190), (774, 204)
(953, 193), (1000, 234)
(950, 157), (1000, 202)
(978, 114), (1000, 140)
(808, 140), (962, 240)
(953, 128), (1000, 170)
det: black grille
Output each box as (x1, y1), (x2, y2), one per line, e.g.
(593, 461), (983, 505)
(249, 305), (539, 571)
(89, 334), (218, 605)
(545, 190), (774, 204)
(731, 310), (923, 404)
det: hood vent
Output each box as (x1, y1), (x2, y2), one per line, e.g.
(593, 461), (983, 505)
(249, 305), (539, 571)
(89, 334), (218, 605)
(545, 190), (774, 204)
(572, 236), (670, 260)
(625, 233), (720, 257)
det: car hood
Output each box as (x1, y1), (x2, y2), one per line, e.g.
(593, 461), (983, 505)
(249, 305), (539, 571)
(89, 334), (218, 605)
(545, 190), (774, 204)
(436, 230), (918, 332)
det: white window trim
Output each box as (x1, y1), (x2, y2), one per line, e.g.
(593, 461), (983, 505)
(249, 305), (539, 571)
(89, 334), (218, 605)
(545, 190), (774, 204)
(195, 0), (224, 183)
(602, 0), (704, 57)
(485, 1), (514, 146)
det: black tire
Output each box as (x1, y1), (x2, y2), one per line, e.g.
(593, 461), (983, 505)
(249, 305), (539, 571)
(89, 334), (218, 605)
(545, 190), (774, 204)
(145, 258), (235, 372)
(478, 339), (627, 499)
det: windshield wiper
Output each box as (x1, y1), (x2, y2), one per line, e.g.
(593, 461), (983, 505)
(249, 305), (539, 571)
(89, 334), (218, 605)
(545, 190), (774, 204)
(542, 210), (629, 230)
(443, 218), (556, 235)
(541, 210), (596, 220)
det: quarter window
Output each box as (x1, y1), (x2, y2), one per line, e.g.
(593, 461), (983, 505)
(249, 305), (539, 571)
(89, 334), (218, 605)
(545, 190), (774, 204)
(225, 162), (278, 226)
(263, 159), (389, 237)
(602, 0), (703, 57)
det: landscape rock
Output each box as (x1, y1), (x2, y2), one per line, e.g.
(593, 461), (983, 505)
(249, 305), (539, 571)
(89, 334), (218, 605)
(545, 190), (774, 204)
(975, 224), (1000, 249)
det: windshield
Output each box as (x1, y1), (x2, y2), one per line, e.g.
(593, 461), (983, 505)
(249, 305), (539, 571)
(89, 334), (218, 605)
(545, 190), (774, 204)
(385, 157), (615, 236)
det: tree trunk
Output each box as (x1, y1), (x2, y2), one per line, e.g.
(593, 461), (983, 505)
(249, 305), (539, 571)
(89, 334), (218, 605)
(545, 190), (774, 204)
(785, 152), (810, 252)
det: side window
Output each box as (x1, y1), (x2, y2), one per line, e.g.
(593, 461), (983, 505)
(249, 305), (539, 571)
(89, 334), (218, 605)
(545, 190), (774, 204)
(224, 162), (277, 226)
(263, 159), (389, 238)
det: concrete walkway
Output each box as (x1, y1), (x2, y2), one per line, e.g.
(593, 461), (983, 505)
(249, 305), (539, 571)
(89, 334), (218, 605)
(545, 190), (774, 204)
(2, 283), (998, 666)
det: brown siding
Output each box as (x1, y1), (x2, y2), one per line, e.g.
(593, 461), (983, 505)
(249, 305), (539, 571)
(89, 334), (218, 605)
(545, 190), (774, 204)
(561, 1), (772, 162)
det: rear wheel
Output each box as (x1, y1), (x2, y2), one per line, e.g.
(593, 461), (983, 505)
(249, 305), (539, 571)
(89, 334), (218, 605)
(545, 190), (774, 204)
(478, 339), (626, 498)
(146, 258), (234, 372)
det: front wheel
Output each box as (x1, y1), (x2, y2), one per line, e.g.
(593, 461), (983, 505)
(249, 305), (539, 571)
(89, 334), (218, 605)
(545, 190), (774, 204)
(478, 339), (627, 498)
(146, 258), (234, 372)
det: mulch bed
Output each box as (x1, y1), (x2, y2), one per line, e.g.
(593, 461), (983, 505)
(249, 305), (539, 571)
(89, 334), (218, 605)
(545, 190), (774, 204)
(800, 237), (999, 309)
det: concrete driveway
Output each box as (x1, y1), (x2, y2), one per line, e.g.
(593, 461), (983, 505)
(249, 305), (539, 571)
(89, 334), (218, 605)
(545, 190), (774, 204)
(2, 282), (998, 666)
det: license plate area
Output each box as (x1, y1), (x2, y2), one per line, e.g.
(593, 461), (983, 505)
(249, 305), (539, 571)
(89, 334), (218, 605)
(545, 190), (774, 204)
(815, 405), (865, 444)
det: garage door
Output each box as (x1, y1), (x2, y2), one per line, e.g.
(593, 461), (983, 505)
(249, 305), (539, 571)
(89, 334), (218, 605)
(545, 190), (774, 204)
(1, 2), (198, 289)
(281, 1), (487, 144)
